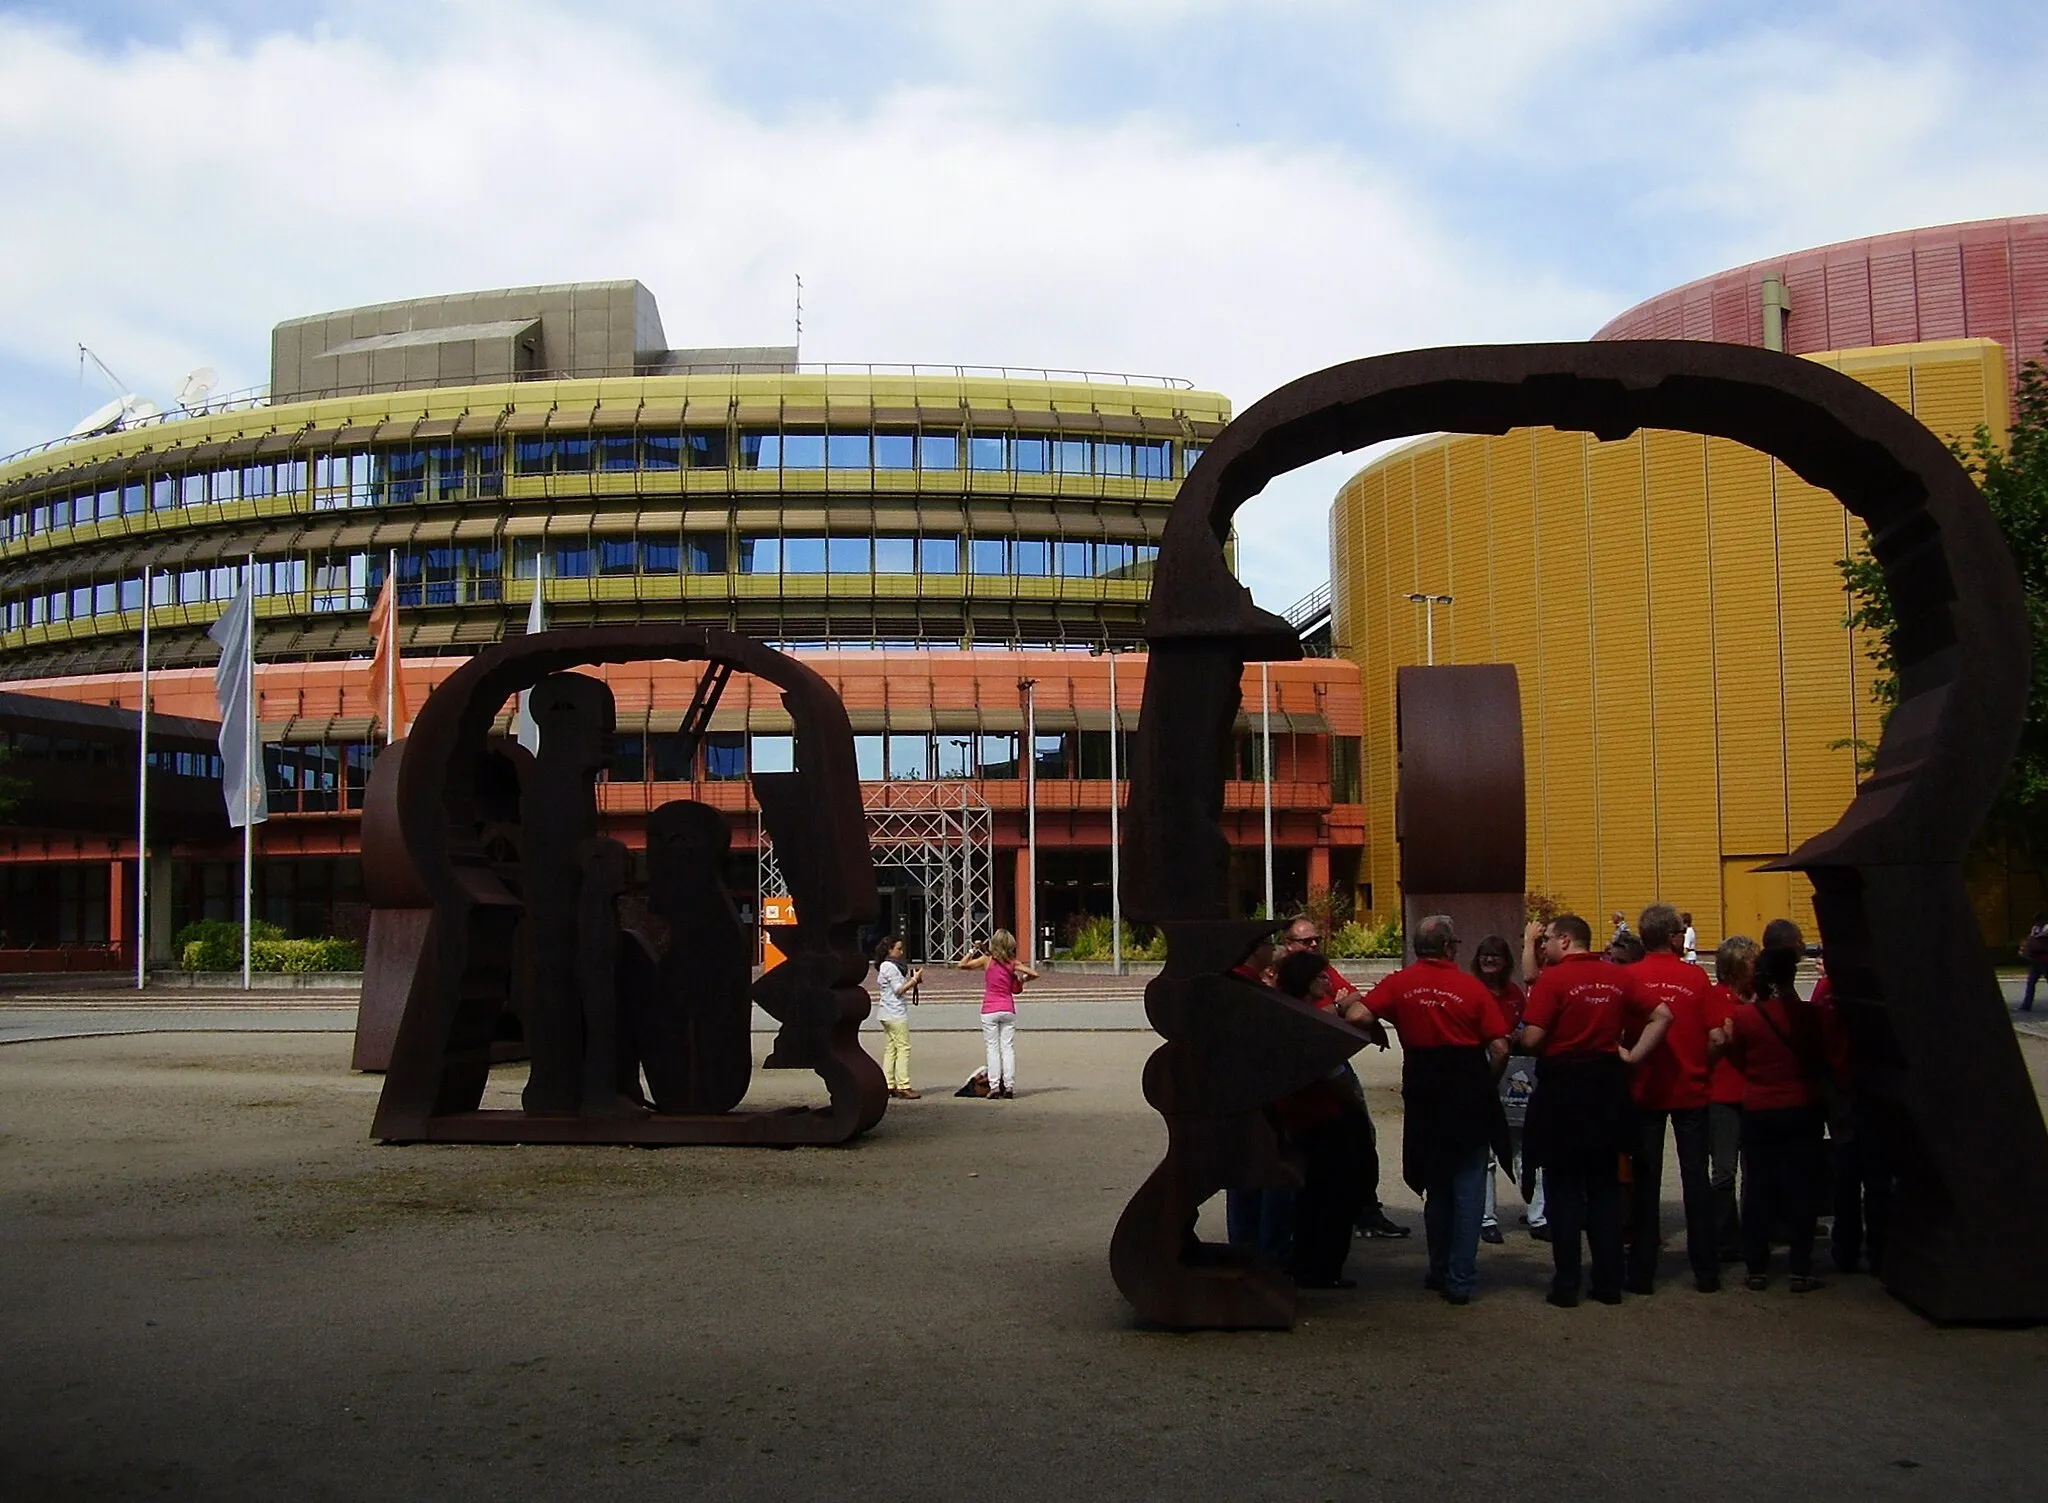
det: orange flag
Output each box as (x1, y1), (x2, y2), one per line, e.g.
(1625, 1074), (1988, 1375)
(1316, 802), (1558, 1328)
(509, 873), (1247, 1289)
(368, 563), (409, 743)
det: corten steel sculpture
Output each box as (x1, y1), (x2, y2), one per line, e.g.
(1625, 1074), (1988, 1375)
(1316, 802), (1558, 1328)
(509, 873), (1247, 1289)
(366, 624), (887, 1147)
(1116, 340), (2048, 1326)
(1396, 664), (1526, 963)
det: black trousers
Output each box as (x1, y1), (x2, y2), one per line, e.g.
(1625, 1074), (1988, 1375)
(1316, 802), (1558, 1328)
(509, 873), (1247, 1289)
(1291, 1110), (1375, 1283)
(1629, 1106), (1717, 1288)
(1742, 1104), (1825, 1278)
(1831, 1103), (1891, 1273)
(1543, 1148), (1625, 1299)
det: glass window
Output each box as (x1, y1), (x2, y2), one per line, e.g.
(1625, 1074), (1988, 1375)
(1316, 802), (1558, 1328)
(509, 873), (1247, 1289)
(383, 449), (426, 505)
(642, 538), (680, 574)
(886, 733), (930, 780)
(1057, 541), (1091, 577)
(122, 482), (144, 515)
(1332, 736), (1362, 803)
(1013, 539), (1051, 577)
(50, 497), (73, 529)
(702, 732), (746, 781)
(182, 473), (208, 507)
(918, 433), (959, 470)
(826, 431), (870, 469)
(935, 735), (974, 778)
(150, 478), (175, 511)
(31, 503), (49, 533)
(873, 536), (916, 574)
(474, 444), (503, 499)
(685, 534), (729, 574)
(179, 569), (205, 604)
(779, 432), (826, 469)
(919, 535), (959, 574)
(970, 539), (1007, 574)
(598, 434), (636, 472)
(827, 535), (870, 572)
(642, 433), (681, 471)
(1011, 436), (1049, 474)
(93, 582), (116, 615)
(72, 585), (93, 617)
(782, 536), (827, 573)
(649, 733), (691, 781)
(1054, 439), (1090, 474)
(750, 734), (795, 775)
(427, 446), (463, 500)
(1181, 444), (1205, 476)
(598, 538), (637, 575)
(1135, 440), (1172, 480)
(685, 430), (728, 469)
(554, 436), (593, 473)
(968, 435), (1005, 472)
(150, 573), (173, 607)
(739, 536), (778, 574)
(1034, 732), (1072, 779)
(874, 432), (915, 469)
(1094, 542), (1133, 577)
(1079, 730), (1126, 780)
(977, 733), (1018, 779)
(552, 542), (592, 578)
(853, 734), (885, 782)
(514, 437), (549, 474)
(739, 432), (774, 470)
(1096, 441), (1134, 477)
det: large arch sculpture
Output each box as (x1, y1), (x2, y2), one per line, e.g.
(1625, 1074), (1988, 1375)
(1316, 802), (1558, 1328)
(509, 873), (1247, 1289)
(1115, 340), (2048, 1326)
(367, 624), (886, 1147)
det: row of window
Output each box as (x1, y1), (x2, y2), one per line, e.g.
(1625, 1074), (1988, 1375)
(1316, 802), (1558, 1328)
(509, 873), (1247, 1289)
(0, 731), (228, 783)
(0, 534), (1160, 628)
(0, 433), (1207, 540)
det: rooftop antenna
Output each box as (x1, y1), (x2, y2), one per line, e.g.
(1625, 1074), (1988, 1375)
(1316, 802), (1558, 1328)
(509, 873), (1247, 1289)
(68, 345), (160, 437)
(794, 272), (802, 364)
(175, 366), (219, 412)
(78, 343), (127, 397)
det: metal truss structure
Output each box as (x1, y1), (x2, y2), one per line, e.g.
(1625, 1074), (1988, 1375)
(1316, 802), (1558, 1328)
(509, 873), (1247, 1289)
(759, 782), (994, 961)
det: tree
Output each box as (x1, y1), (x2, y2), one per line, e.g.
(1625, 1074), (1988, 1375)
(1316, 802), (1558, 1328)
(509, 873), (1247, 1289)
(1838, 344), (2048, 863)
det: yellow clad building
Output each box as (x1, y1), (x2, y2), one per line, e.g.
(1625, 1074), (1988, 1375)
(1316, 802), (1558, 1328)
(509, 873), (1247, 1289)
(1331, 336), (2009, 949)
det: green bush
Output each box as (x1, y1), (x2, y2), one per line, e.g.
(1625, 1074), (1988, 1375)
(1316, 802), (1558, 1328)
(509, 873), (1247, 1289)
(1328, 916), (1403, 959)
(175, 919), (283, 971)
(175, 921), (360, 972)
(1064, 915), (1167, 962)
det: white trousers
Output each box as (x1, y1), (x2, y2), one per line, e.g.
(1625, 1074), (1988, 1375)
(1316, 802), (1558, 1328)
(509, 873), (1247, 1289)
(982, 1010), (1017, 1092)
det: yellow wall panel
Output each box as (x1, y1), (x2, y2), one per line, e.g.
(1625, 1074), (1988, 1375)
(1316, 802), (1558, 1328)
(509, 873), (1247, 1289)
(1705, 437), (1788, 856)
(1586, 436), (1658, 919)
(1532, 430), (1597, 903)
(1773, 464), (1862, 850)
(1445, 439), (1492, 664)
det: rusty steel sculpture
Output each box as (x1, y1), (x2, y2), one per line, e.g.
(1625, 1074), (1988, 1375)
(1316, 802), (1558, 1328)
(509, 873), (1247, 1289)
(1115, 341), (2048, 1327)
(363, 624), (887, 1146)
(1395, 664), (1527, 965)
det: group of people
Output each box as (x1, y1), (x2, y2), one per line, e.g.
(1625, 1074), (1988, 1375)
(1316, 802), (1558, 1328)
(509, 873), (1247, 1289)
(870, 929), (1038, 1101)
(1225, 902), (1885, 1309)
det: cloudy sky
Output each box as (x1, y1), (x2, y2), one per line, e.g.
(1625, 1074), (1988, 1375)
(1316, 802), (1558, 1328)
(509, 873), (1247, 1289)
(2, 0), (2043, 610)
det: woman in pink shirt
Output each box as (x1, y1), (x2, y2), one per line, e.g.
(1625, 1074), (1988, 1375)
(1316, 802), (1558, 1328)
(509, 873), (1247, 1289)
(959, 929), (1038, 1099)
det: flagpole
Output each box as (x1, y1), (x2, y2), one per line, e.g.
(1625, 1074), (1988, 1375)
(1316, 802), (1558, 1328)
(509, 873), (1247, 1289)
(1261, 661), (1274, 921)
(136, 566), (150, 992)
(385, 548), (398, 744)
(242, 554), (255, 992)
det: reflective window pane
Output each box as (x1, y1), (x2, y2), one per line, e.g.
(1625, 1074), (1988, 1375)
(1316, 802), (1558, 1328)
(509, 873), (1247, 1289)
(685, 430), (729, 468)
(1181, 444), (1205, 476)
(1013, 539), (1050, 577)
(918, 433), (959, 470)
(642, 539), (680, 573)
(739, 536), (779, 573)
(686, 534), (730, 573)
(598, 538), (636, 575)
(552, 543), (592, 578)
(970, 539), (1007, 574)
(873, 536), (916, 574)
(977, 733), (1018, 779)
(598, 434), (637, 472)
(750, 734), (795, 774)
(1096, 441), (1133, 477)
(854, 734), (885, 781)
(1011, 437), (1049, 474)
(969, 436), (1005, 472)
(1054, 439), (1090, 474)
(738, 432), (775, 470)
(827, 535), (870, 572)
(935, 735), (974, 778)
(1057, 541), (1090, 577)
(874, 432), (915, 469)
(1135, 440), (1172, 479)
(826, 431), (871, 469)
(780, 433), (826, 469)
(920, 536), (959, 573)
(782, 536), (827, 573)
(703, 732), (746, 781)
(555, 437), (594, 473)
(886, 734), (930, 780)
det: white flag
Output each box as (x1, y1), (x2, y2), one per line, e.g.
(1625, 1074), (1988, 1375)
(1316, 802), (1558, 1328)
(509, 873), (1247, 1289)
(511, 562), (547, 753)
(207, 574), (268, 828)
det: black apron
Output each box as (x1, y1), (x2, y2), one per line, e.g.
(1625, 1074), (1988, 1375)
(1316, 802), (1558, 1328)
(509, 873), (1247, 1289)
(1523, 1051), (1633, 1168)
(1400, 1044), (1513, 1193)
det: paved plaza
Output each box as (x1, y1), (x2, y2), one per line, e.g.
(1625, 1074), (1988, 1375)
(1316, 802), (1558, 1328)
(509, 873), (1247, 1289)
(3, 1007), (2047, 1500)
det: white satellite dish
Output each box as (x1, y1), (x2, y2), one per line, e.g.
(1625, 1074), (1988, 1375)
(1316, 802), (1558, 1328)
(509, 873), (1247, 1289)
(68, 395), (129, 437)
(175, 366), (218, 411)
(122, 395), (162, 424)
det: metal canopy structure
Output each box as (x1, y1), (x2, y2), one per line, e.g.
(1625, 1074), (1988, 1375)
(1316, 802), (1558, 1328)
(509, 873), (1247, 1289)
(760, 782), (993, 961)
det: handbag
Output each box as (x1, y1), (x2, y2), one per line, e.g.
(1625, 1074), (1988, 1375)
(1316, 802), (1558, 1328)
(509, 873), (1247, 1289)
(1756, 996), (1853, 1139)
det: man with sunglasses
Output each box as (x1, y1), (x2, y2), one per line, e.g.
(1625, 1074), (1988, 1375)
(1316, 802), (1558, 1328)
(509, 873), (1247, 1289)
(1282, 915), (1411, 1241)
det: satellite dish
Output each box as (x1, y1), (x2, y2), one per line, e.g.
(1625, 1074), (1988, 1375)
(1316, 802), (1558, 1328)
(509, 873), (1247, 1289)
(121, 395), (161, 424)
(68, 395), (129, 437)
(175, 366), (218, 411)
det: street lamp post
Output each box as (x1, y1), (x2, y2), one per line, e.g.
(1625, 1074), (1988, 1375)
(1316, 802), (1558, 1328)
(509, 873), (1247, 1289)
(1019, 677), (1038, 961)
(1094, 646), (1124, 975)
(1406, 592), (1455, 665)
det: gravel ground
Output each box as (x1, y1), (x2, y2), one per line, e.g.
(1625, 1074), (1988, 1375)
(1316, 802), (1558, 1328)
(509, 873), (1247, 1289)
(3, 1027), (2047, 1500)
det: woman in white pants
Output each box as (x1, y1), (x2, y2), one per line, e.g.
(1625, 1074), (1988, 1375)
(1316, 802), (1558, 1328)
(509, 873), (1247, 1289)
(959, 929), (1036, 1098)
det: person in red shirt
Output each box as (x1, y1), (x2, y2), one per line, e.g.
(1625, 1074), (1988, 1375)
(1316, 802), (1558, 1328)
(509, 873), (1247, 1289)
(1471, 934), (1535, 1244)
(1705, 934), (1759, 1265)
(1271, 948), (1378, 1288)
(1710, 934), (1834, 1292)
(1519, 913), (1672, 1308)
(1620, 903), (1723, 1295)
(1280, 915), (1409, 1242)
(1356, 916), (1513, 1304)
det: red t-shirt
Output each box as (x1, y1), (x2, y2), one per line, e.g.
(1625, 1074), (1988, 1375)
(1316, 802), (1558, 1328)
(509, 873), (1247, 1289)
(1361, 957), (1510, 1048)
(1810, 973), (1856, 1092)
(1488, 978), (1526, 1032)
(1622, 950), (1716, 1110)
(1727, 996), (1820, 1111)
(1522, 951), (1645, 1057)
(1704, 982), (1747, 1105)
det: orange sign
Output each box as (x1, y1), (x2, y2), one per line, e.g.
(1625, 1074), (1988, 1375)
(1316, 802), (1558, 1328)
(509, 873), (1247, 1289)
(760, 895), (798, 971)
